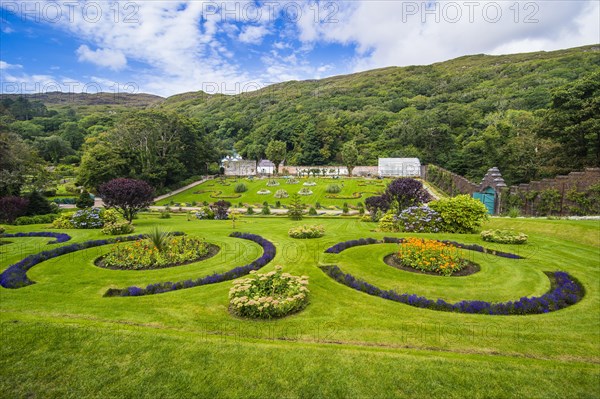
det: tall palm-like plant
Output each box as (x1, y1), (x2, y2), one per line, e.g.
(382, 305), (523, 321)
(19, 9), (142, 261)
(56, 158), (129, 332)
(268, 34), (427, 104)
(147, 226), (170, 252)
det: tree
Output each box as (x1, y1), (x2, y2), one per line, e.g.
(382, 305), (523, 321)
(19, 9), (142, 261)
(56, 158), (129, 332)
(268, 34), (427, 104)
(210, 200), (231, 220)
(78, 141), (128, 190)
(341, 141), (359, 177)
(60, 122), (85, 150)
(99, 178), (155, 223)
(0, 132), (41, 196)
(75, 190), (94, 209)
(265, 140), (286, 175)
(0, 196), (29, 223)
(25, 190), (54, 216)
(384, 178), (431, 214)
(287, 194), (304, 220)
(34, 136), (73, 164)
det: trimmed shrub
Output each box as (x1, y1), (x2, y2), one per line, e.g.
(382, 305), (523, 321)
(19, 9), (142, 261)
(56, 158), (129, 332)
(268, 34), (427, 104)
(378, 212), (399, 232)
(326, 184), (341, 194)
(481, 230), (528, 244)
(75, 191), (94, 209)
(261, 203), (271, 215)
(298, 188), (313, 196)
(286, 178), (299, 184)
(288, 225), (324, 239)
(303, 181), (316, 186)
(234, 183), (248, 193)
(246, 206), (254, 215)
(14, 214), (58, 225)
(266, 180), (280, 187)
(308, 207), (317, 216)
(342, 202), (349, 214)
(229, 266), (309, 319)
(429, 195), (489, 233)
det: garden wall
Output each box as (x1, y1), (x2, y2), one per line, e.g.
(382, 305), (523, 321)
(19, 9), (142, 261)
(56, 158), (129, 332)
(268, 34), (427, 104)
(283, 166), (378, 177)
(421, 164), (479, 196)
(503, 168), (600, 216)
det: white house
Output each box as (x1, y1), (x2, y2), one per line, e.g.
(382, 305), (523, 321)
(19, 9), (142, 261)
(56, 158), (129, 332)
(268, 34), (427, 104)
(378, 158), (421, 177)
(258, 159), (276, 175)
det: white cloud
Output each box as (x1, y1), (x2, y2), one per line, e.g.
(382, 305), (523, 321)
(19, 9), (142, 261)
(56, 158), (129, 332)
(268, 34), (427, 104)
(238, 25), (269, 44)
(76, 45), (127, 71)
(295, 0), (600, 72)
(0, 60), (22, 69)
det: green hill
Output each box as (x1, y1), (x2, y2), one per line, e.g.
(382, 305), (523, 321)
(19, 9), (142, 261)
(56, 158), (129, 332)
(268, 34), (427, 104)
(159, 44), (600, 184)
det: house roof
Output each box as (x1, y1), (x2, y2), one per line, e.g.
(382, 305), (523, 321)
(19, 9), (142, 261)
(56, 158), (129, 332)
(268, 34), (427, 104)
(258, 159), (275, 167)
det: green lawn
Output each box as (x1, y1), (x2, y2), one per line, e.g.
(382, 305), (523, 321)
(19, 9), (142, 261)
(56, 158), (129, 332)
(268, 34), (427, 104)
(155, 177), (390, 208)
(1, 216), (599, 398)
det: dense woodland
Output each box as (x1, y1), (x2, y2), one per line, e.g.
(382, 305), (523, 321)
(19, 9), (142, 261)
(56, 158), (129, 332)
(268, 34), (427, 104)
(1, 45), (598, 196)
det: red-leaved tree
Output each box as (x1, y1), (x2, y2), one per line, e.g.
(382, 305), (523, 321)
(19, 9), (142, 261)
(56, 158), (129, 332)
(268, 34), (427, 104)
(99, 178), (155, 223)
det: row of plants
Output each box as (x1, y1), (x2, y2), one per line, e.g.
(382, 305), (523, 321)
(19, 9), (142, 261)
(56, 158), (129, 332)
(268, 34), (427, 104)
(288, 225), (325, 239)
(0, 234), (148, 288)
(325, 237), (524, 259)
(320, 265), (583, 315)
(51, 208), (133, 235)
(104, 232), (276, 297)
(0, 231), (71, 244)
(229, 266), (309, 319)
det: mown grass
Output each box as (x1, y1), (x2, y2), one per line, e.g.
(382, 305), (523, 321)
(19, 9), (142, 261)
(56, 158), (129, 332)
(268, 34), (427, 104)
(155, 177), (390, 208)
(1, 216), (599, 398)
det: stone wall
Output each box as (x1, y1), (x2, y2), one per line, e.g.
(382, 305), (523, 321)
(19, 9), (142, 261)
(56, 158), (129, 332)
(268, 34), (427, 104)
(421, 164), (478, 196)
(504, 168), (600, 216)
(283, 165), (378, 177)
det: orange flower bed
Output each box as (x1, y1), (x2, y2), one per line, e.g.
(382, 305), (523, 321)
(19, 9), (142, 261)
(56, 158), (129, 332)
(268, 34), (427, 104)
(398, 238), (466, 276)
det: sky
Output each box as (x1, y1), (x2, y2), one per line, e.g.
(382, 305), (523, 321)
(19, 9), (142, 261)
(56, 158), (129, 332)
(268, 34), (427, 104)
(1, 0), (598, 97)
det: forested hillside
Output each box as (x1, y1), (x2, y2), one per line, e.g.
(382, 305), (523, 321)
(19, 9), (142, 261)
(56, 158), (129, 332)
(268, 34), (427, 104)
(1, 45), (598, 196)
(161, 44), (600, 185)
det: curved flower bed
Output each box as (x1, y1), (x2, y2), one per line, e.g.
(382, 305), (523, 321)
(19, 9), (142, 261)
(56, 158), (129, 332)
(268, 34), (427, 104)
(96, 237), (219, 270)
(104, 232), (276, 297)
(229, 266), (309, 319)
(0, 231), (72, 244)
(257, 189), (271, 195)
(320, 265), (584, 315)
(1, 234), (147, 288)
(324, 237), (524, 259)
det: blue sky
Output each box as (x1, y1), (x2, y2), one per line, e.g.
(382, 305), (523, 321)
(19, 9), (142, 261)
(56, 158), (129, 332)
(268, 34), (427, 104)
(1, 1), (598, 97)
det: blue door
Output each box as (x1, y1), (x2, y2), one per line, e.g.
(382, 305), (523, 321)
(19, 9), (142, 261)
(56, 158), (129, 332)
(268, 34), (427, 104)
(473, 187), (496, 214)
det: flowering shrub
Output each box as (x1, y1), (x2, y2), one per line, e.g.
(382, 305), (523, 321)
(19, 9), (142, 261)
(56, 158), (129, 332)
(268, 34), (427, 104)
(229, 266), (309, 319)
(257, 189), (271, 195)
(104, 232), (276, 297)
(71, 207), (104, 229)
(195, 206), (215, 220)
(286, 178), (299, 184)
(481, 230), (528, 244)
(298, 188), (313, 196)
(288, 225), (325, 239)
(266, 180), (280, 187)
(100, 235), (210, 269)
(303, 181), (316, 186)
(398, 238), (466, 276)
(320, 266), (583, 315)
(102, 221), (135, 235)
(397, 206), (442, 233)
(274, 189), (289, 198)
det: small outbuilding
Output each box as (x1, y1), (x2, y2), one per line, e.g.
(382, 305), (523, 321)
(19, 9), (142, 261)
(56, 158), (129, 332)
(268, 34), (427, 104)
(378, 158), (421, 177)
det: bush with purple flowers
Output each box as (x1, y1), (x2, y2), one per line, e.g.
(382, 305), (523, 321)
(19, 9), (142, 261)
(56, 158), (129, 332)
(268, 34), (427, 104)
(71, 207), (104, 229)
(397, 206), (443, 233)
(0, 231), (71, 244)
(104, 232), (276, 297)
(320, 265), (583, 315)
